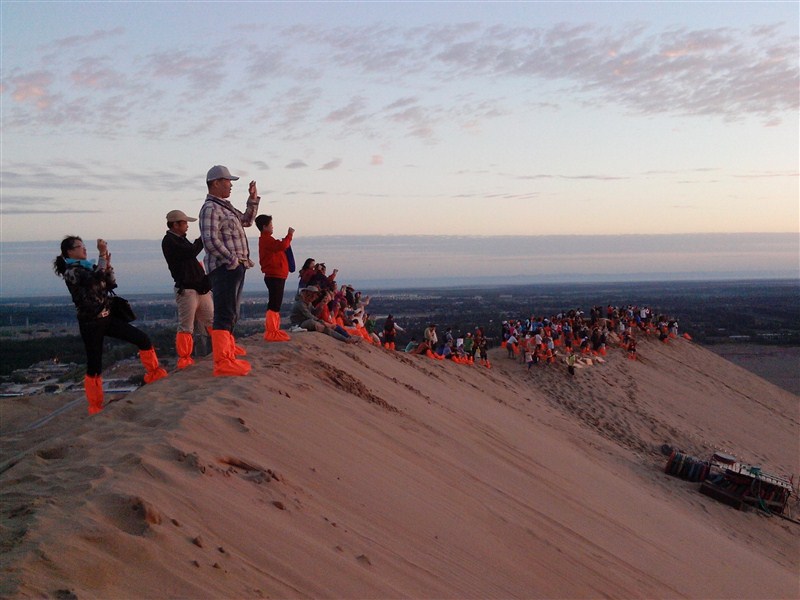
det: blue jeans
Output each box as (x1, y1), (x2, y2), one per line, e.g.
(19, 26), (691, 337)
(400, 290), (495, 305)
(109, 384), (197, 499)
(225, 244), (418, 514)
(210, 264), (246, 332)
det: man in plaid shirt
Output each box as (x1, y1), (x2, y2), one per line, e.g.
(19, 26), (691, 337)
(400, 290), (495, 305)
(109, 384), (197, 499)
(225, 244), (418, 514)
(199, 165), (260, 376)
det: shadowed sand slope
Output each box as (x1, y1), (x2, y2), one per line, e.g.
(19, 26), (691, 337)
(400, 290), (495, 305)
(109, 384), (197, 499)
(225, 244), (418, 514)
(1, 334), (798, 599)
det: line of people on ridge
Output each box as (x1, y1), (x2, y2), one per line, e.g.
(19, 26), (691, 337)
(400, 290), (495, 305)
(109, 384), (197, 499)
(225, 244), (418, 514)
(56, 164), (385, 415)
(393, 323), (493, 367)
(55, 165), (257, 413)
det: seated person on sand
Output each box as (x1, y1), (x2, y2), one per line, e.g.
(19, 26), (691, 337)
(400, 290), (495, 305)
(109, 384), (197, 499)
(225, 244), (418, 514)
(320, 292), (362, 340)
(353, 311), (381, 344)
(424, 323), (438, 348)
(290, 286), (359, 343)
(314, 290), (338, 326)
(408, 339), (432, 356)
(347, 314), (379, 344)
(404, 337), (419, 353)
(297, 258), (317, 291)
(352, 289), (369, 311)
(307, 262), (337, 292)
(330, 296), (348, 327)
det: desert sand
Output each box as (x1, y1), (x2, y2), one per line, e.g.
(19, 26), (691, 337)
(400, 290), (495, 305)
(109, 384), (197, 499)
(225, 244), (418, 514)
(1, 333), (798, 599)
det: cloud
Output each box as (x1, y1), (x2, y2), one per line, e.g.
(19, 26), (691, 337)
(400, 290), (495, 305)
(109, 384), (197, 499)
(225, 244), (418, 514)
(69, 56), (125, 90)
(258, 85), (322, 136)
(384, 102), (441, 139)
(1, 207), (101, 215)
(307, 21), (798, 121)
(0, 194), (101, 216)
(733, 170), (799, 179)
(6, 71), (56, 109)
(50, 27), (126, 50)
(384, 97), (418, 110)
(144, 46), (234, 92)
(3, 18), (796, 144)
(0, 161), (194, 194)
(286, 159), (308, 169)
(325, 96), (370, 125)
(560, 174), (632, 181)
(320, 158), (342, 170)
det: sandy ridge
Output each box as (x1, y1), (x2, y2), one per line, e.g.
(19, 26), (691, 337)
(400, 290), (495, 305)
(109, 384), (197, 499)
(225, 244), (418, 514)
(1, 333), (798, 598)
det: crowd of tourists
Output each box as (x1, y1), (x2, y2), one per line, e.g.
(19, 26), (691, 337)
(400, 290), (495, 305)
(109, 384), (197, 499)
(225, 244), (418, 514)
(398, 324), (492, 366)
(498, 304), (682, 374)
(53, 162), (686, 415)
(55, 163), (399, 417)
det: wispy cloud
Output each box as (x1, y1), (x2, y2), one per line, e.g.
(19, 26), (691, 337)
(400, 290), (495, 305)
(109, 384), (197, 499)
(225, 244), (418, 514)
(49, 27), (126, 50)
(286, 159), (308, 169)
(6, 71), (56, 109)
(69, 56), (125, 90)
(320, 158), (342, 170)
(325, 96), (369, 124)
(3, 19), (795, 141)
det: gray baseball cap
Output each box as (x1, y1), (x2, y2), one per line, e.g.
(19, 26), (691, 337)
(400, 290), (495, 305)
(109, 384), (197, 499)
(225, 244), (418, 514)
(166, 209), (197, 223)
(206, 165), (240, 181)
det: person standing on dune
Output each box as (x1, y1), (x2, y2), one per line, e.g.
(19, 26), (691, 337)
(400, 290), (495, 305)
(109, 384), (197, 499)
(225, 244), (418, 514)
(161, 209), (213, 369)
(255, 214), (294, 342)
(199, 165), (260, 376)
(54, 236), (167, 414)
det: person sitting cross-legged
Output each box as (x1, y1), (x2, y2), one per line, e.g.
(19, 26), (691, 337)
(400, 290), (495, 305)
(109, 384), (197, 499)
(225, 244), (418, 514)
(290, 286), (359, 344)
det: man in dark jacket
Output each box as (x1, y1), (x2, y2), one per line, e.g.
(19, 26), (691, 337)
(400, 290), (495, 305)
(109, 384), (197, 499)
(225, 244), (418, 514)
(162, 209), (213, 369)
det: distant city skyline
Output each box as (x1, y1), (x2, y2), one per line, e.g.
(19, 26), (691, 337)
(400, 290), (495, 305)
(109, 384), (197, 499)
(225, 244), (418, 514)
(1, 2), (797, 253)
(2, 232), (797, 298)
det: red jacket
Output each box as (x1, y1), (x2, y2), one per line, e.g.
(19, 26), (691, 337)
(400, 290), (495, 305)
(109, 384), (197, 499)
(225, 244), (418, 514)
(259, 231), (293, 279)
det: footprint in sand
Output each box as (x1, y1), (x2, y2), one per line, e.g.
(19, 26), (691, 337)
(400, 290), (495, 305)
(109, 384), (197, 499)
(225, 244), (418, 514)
(35, 446), (69, 461)
(98, 493), (164, 536)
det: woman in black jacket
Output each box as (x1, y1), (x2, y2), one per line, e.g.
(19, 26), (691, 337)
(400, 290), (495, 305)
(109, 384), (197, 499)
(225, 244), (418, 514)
(54, 236), (167, 414)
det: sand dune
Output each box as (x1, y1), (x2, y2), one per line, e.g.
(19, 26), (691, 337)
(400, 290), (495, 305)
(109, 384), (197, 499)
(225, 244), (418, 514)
(1, 333), (798, 599)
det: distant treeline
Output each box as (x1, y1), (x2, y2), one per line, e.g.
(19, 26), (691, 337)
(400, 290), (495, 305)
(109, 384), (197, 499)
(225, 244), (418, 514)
(2, 280), (798, 378)
(0, 323), (267, 379)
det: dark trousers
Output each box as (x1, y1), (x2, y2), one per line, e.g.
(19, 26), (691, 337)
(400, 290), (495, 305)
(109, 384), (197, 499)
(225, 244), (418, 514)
(210, 264), (246, 332)
(79, 316), (152, 376)
(264, 276), (286, 313)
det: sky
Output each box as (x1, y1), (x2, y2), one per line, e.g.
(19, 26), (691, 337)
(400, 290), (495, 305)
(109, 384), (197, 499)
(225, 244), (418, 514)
(1, 1), (798, 295)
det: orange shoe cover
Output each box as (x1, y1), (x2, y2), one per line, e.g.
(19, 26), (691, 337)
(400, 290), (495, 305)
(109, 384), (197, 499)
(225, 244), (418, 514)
(176, 332), (195, 369)
(139, 348), (168, 384)
(211, 330), (251, 376)
(263, 310), (291, 342)
(84, 374), (104, 415)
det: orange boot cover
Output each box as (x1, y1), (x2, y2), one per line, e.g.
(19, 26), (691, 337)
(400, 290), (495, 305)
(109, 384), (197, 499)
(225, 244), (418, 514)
(84, 374), (104, 415)
(176, 332), (195, 369)
(211, 330), (251, 376)
(355, 326), (373, 343)
(140, 348), (168, 384)
(263, 310), (291, 342)
(232, 336), (247, 356)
